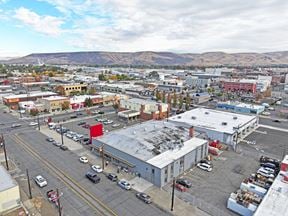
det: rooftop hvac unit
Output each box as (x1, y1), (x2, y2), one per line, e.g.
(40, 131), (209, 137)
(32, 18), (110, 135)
(233, 116), (238, 120)
(222, 122), (227, 126)
(191, 116), (196, 120)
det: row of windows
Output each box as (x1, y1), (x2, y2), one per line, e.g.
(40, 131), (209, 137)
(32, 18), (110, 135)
(65, 86), (82, 90)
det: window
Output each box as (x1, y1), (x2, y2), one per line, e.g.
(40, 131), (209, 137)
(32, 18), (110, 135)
(152, 169), (154, 174)
(164, 168), (168, 174)
(164, 177), (167, 183)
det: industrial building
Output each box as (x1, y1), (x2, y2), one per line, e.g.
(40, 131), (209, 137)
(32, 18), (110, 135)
(38, 95), (70, 112)
(0, 165), (21, 214)
(169, 108), (258, 148)
(92, 120), (208, 187)
(217, 101), (265, 114)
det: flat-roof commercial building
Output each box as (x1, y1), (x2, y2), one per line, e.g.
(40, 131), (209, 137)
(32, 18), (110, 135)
(38, 96), (70, 112)
(58, 83), (88, 96)
(0, 165), (21, 214)
(217, 101), (265, 114)
(169, 108), (258, 148)
(119, 98), (169, 120)
(92, 120), (208, 187)
(3, 91), (57, 109)
(254, 155), (288, 216)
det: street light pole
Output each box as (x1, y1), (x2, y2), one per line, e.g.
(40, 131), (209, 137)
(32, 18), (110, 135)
(171, 177), (175, 211)
(1, 134), (9, 170)
(100, 145), (105, 170)
(37, 114), (40, 131)
(26, 169), (32, 199)
(60, 124), (64, 146)
(56, 188), (62, 216)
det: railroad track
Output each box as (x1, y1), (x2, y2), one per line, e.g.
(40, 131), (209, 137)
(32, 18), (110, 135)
(11, 133), (117, 216)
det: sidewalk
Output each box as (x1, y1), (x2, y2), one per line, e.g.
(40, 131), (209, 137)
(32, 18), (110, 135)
(146, 186), (209, 216)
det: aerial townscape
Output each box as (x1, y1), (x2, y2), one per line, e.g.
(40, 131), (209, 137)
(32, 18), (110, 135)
(0, 1), (288, 216)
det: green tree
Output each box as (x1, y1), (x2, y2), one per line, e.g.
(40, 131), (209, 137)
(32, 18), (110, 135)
(98, 74), (108, 81)
(155, 90), (161, 101)
(112, 102), (120, 113)
(161, 91), (166, 103)
(185, 92), (191, 110)
(61, 101), (70, 110)
(85, 97), (93, 107)
(88, 87), (96, 95)
(178, 94), (183, 110)
(167, 93), (171, 104)
(172, 91), (177, 108)
(30, 108), (39, 116)
(70, 90), (80, 96)
(55, 86), (65, 96)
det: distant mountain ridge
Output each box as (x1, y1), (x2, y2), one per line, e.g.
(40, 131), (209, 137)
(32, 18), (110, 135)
(3, 51), (288, 66)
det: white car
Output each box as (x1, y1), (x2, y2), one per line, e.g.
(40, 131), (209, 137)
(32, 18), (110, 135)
(112, 123), (121, 128)
(118, 179), (131, 190)
(91, 165), (103, 173)
(29, 122), (38, 126)
(197, 163), (213, 172)
(257, 167), (275, 178)
(73, 136), (80, 142)
(262, 111), (271, 116)
(79, 156), (89, 163)
(34, 175), (48, 188)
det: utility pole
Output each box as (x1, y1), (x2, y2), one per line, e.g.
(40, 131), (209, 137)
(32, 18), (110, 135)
(26, 169), (32, 199)
(171, 177), (175, 211)
(56, 188), (62, 216)
(37, 114), (40, 131)
(60, 124), (64, 146)
(1, 134), (9, 170)
(99, 145), (105, 170)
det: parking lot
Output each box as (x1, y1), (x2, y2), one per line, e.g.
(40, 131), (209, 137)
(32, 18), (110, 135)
(162, 126), (286, 216)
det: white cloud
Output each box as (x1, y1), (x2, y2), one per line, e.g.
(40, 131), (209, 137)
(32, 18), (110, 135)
(14, 7), (64, 36)
(36, 0), (288, 52)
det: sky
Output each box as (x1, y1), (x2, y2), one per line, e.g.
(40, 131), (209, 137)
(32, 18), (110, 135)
(0, 0), (288, 57)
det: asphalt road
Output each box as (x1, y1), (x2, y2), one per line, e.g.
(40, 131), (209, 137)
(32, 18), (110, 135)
(259, 117), (288, 129)
(0, 110), (168, 216)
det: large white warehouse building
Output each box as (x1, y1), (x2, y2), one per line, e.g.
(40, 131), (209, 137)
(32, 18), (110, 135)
(169, 108), (258, 149)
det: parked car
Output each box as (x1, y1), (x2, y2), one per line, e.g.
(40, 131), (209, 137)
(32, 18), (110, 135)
(60, 145), (68, 151)
(176, 178), (192, 188)
(53, 141), (62, 147)
(79, 156), (89, 163)
(91, 165), (103, 173)
(112, 123), (121, 128)
(11, 123), (21, 128)
(73, 136), (80, 142)
(103, 120), (113, 125)
(82, 124), (90, 129)
(257, 167), (275, 178)
(107, 173), (118, 182)
(70, 115), (78, 119)
(260, 162), (276, 169)
(46, 137), (54, 142)
(29, 122), (38, 126)
(86, 172), (100, 183)
(77, 121), (86, 126)
(199, 159), (212, 166)
(34, 175), (48, 187)
(259, 156), (280, 168)
(118, 179), (131, 190)
(273, 119), (281, 123)
(98, 111), (105, 115)
(136, 192), (152, 204)
(197, 162), (213, 172)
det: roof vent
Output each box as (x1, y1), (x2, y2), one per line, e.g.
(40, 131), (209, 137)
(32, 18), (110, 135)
(233, 116), (238, 120)
(191, 116), (196, 120)
(222, 122), (227, 126)
(205, 112), (209, 114)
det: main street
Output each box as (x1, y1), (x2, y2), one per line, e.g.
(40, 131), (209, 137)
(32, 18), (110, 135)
(0, 109), (169, 216)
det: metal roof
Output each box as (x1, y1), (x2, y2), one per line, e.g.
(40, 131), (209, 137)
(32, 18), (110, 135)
(0, 165), (18, 192)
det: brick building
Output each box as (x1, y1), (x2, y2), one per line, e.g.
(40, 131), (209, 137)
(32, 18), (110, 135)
(119, 98), (169, 120)
(223, 80), (257, 93)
